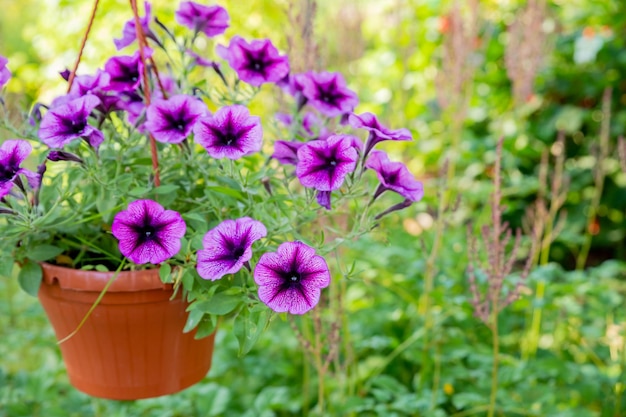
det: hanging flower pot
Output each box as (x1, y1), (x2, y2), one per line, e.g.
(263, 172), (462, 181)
(38, 263), (215, 400)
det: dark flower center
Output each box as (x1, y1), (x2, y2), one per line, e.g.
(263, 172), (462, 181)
(315, 83), (344, 107)
(286, 271), (301, 284)
(0, 164), (18, 183)
(139, 225), (157, 241)
(232, 246), (245, 259)
(62, 117), (87, 135)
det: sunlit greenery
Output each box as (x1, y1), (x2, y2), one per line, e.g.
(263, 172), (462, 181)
(2, 0), (626, 416)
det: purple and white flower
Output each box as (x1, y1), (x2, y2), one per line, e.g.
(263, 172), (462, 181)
(296, 134), (359, 191)
(194, 104), (263, 159)
(114, 1), (154, 50)
(197, 217), (267, 281)
(38, 96), (104, 149)
(0, 55), (11, 88)
(103, 49), (151, 93)
(0, 140), (38, 198)
(216, 36), (289, 87)
(366, 151), (424, 202)
(145, 94), (207, 144)
(272, 140), (305, 166)
(254, 241), (330, 315)
(176, 1), (229, 37)
(299, 71), (358, 117)
(349, 112), (412, 159)
(111, 199), (186, 265)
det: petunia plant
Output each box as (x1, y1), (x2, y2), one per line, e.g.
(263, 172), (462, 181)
(0, 1), (423, 353)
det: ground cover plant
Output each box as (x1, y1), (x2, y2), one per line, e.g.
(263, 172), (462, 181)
(1, 0), (626, 416)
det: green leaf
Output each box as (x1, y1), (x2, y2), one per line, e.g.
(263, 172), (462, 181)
(205, 186), (245, 200)
(195, 292), (242, 315)
(0, 257), (14, 278)
(28, 245), (64, 262)
(159, 263), (172, 283)
(194, 315), (217, 339)
(17, 260), (42, 297)
(153, 184), (179, 194)
(94, 264), (108, 272)
(233, 307), (270, 356)
(128, 186), (152, 197)
(183, 308), (204, 333)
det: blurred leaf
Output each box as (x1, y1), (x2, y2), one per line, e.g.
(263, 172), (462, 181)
(17, 260), (42, 297)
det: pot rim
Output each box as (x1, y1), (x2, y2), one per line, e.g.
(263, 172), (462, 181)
(41, 262), (172, 292)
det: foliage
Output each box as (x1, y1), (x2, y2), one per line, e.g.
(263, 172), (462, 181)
(1, 0), (626, 416)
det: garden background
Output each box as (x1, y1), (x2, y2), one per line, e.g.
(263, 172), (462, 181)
(1, 0), (626, 416)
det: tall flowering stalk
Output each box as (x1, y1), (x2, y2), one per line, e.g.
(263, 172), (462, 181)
(466, 138), (537, 417)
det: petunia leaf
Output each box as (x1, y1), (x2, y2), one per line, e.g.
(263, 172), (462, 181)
(159, 263), (172, 283)
(233, 307), (270, 356)
(183, 308), (204, 333)
(194, 315), (217, 340)
(28, 244), (64, 262)
(17, 260), (42, 297)
(194, 292), (242, 315)
(0, 257), (14, 278)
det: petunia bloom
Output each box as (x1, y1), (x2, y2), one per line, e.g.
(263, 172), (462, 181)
(365, 151), (424, 202)
(0, 140), (38, 198)
(103, 49), (151, 92)
(111, 199), (186, 265)
(349, 112), (412, 159)
(299, 71), (358, 117)
(194, 104), (263, 159)
(175, 1), (229, 37)
(216, 36), (289, 87)
(196, 217), (267, 281)
(114, 1), (154, 50)
(296, 134), (359, 191)
(271, 140), (305, 166)
(145, 94), (207, 144)
(38, 96), (104, 149)
(254, 241), (330, 315)
(0, 55), (11, 88)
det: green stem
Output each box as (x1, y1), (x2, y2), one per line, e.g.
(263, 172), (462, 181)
(577, 87), (612, 269)
(57, 259), (126, 344)
(487, 308), (500, 417)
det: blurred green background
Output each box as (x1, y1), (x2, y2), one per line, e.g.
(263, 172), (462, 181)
(2, 0), (626, 416)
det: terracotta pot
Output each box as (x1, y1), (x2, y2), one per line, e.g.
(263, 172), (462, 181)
(38, 263), (215, 400)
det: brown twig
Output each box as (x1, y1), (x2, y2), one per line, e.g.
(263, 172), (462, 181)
(130, 0), (160, 186)
(67, 0), (101, 93)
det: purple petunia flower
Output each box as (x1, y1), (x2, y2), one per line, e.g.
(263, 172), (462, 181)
(114, 1), (154, 50)
(0, 140), (38, 198)
(0, 55), (11, 88)
(38, 96), (104, 149)
(47, 150), (84, 164)
(349, 112), (412, 159)
(176, 1), (229, 37)
(145, 94), (207, 144)
(216, 36), (289, 87)
(194, 104), (263, 159)
(69, 70), (111, 97)
(296, 134), (359, 191)
(254, 241), (330, 315)
(111, 199), (186, 265)
(272, 140), (305, 166)
(196, 217), (267, 281)
(299, 71), (358, 117)
(365, 151), (424, 202)
(103, 49), (151, 93)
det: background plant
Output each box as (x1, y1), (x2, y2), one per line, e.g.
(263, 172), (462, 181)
(2, 0), (626, 416)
